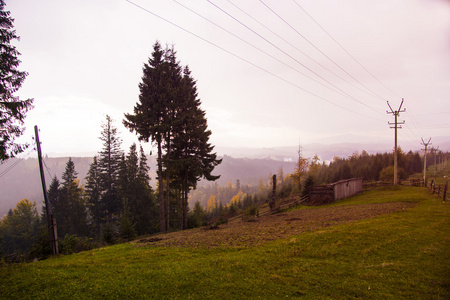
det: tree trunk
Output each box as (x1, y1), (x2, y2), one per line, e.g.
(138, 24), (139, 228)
(183, 187), (188, 229)
(157, 138), (165, 232)
(165, 132), (171, 231)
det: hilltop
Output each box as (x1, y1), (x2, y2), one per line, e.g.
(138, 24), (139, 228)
(1, 185), (449, 298)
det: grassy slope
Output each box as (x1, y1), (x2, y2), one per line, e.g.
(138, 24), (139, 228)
(1, 186), (449, 299)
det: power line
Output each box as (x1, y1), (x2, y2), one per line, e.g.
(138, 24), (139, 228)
(224, 0), (382, 102)
(176, 0), (382, 118)
(42, 157), (53, 179)
(291, 0), (401, 100)
(412, 111), (450, 117)
(0, 140), (36, 178)
(173, 0), (338, 95)
(0, 158), (24, 178)
(125, 0), (380, 119)
(259, 0), (386, 101)
(207, 0), (383, 116)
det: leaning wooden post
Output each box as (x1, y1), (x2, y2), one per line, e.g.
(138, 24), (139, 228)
(34, 125), (59, 255)
(270, 174), (276, 212)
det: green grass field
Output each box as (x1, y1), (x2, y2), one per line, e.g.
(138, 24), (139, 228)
(1, 185), (449, 299)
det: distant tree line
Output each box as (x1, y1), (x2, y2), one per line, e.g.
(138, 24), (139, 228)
(187, 148), (431, 227)
(308, 149), (423, 185)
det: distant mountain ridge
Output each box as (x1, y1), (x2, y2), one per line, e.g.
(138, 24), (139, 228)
(216, 136), (450, 161)
(0, 155), (295, 218)
(2, 137), (449, 217)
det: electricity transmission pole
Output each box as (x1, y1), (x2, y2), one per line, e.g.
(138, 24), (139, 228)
(421, 138), (432, 187)
(34, 125), (59, 255)
(387, 99), (405, 185)
(432, 146), (439, 176)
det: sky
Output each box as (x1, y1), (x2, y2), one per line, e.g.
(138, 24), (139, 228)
(5, 0), (450, 157)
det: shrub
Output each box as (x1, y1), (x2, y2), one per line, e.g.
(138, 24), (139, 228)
(102, 222), (116, 245)
(242, 205), (259, 222)
(379, 166), (408, 182)
(302, 175), (314, 197)
(60, 234), (94, 255)
(119, 213), (136, 241)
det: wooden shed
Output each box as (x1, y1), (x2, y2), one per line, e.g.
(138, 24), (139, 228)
(308, 178), (363, 205)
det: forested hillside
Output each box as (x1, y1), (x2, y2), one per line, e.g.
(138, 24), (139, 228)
(0, 157), (93, 217)
(0, 155), (296, 218)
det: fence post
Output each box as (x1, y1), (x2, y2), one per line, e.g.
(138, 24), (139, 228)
(443, 181), (448, 202)
(270, 174), (276, 212)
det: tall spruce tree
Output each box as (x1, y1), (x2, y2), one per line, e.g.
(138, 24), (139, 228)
(169, 66), (221, 229)
(47, 176), (60, 213)
(124, 42), (220, 231)
(161, 45), (183, 230)
(118, 143), (156, 235)
(0, 0), (34, 160)
(85, 156), (103, 230)
(54, 158), (88, 238)
(98, 115), (123, 222)
(124, 42), (168, 232)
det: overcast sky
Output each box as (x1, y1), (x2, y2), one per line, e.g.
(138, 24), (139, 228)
(6, 0), (450, 157)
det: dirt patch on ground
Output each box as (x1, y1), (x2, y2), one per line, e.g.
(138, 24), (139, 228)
(135, 202), (416, 248)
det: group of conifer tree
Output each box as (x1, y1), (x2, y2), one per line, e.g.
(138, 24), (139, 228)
(1, 38), (222, 259)
(47, 42), (222, 242)
(123, 42), (221, 232)
(45, 116), (156, 245)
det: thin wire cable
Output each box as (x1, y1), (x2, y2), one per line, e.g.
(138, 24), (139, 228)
(42, 158), (53, 179)
(125, 0), (380, 119)
(207, 0), (384, 116)
(412, 111), (450, 116)
(259, 0), (386, 101)
(174, 0), (382, 117)
(0, 140), (36, 178)
(404, 107), (426, 138)
(0, 158), (24, 178)
(292, 0), (401, 100)
(225, 0), (383, 103)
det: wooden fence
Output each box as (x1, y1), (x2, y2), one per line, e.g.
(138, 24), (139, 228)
(236, 177), (448, 222)
(256, 195), (309, 218)
(428, 179), (449, 201)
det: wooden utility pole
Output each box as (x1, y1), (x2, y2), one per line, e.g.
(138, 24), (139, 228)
(387, 99), (405, 185)
(421, 138), (432, 187)
(34, 125), (59, 255)
(432, 146), (439, 176)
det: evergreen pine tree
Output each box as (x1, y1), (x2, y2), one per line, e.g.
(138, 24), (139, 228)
(98, 115), (123, 222)
(124, 42), (221, 231)
(85, 156), (103, 230)
(0, 0), (34, 160)
(170, 66), (221, 228)
(118, 143), (156, 236)
(124, 42), (169, 232)
(55, 158), (88, 238)
(47, 176), (60, 213)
